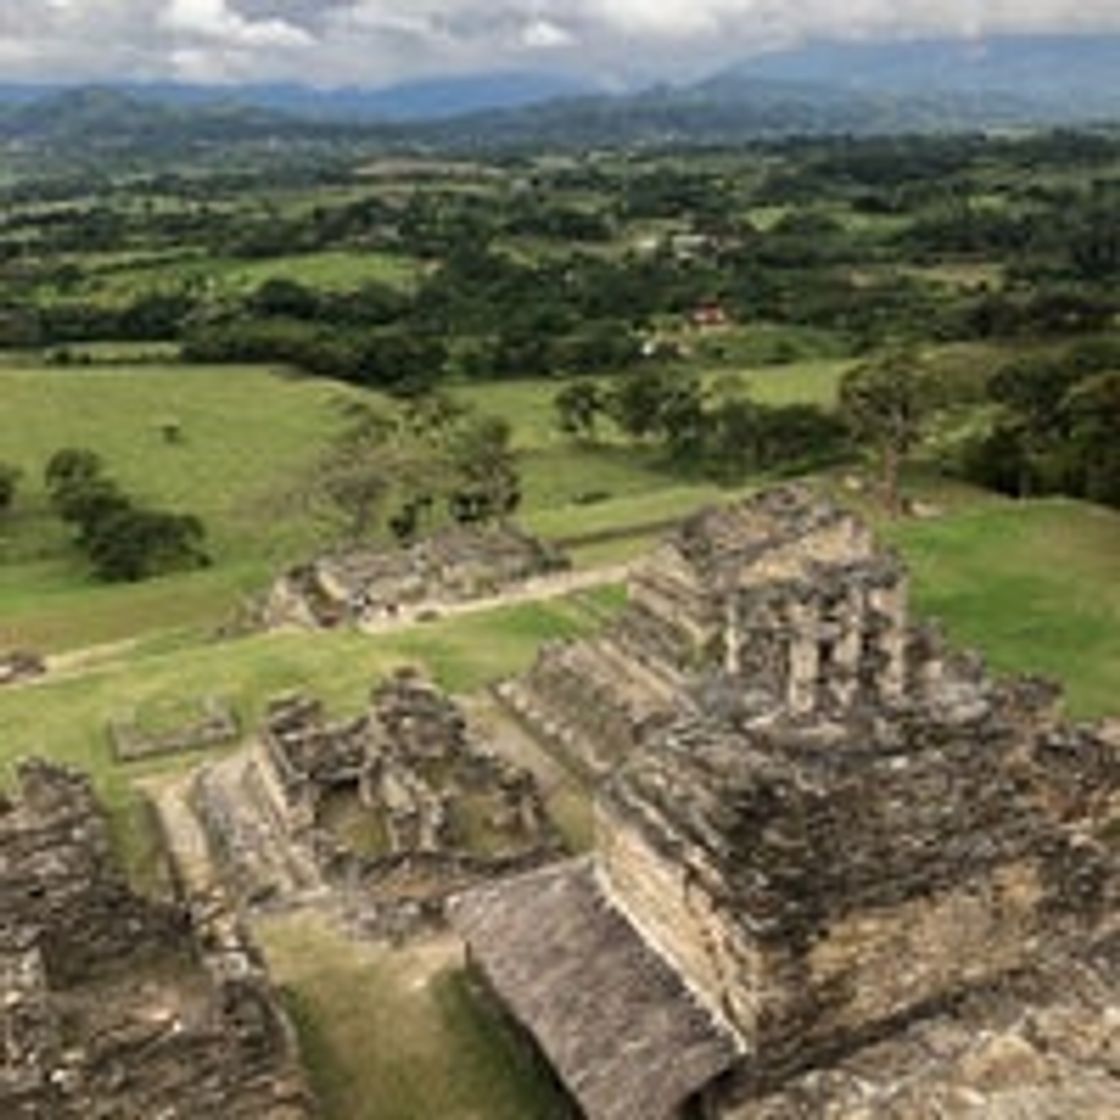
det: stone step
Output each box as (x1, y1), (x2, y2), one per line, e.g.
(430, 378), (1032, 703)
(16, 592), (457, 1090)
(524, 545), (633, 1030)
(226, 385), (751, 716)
(148, 776), (219, 899)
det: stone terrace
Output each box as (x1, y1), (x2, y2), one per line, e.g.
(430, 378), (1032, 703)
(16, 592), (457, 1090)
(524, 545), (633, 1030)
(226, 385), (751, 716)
(457, 486), (1119, 1120)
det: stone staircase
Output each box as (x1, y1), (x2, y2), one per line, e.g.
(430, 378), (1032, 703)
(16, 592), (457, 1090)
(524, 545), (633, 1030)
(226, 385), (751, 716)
(187, 745), (326, 908)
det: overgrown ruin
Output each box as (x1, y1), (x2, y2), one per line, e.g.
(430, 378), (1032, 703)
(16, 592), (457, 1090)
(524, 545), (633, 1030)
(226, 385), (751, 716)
(456, 485), (1120, 1119)
(178, 668), (561, 939)
(0, 651), (46, 688)
(0, 759), (312, 1119)
(266, 522), (567, 629)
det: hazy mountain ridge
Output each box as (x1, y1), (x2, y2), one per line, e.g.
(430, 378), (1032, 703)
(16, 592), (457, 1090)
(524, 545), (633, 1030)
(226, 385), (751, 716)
(1, 34), (1117, 161)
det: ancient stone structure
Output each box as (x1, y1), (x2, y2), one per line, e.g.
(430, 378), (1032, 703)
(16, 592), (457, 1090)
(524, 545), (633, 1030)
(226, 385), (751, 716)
(455, 486), (1119, 1120)
(266, 523), (567, 629)
(0, 759), (313, 1119)
(109, 695), (241, 762)
(187, 669), (560, 936)
(0, 650), (45, 688)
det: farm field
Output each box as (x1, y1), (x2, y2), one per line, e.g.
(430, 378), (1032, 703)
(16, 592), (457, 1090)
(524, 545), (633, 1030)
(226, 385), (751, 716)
(41, 249), (425, 306)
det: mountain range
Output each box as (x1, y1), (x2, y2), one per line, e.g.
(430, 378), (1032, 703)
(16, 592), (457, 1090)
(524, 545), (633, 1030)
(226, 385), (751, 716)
(0, 34), (1117, 159)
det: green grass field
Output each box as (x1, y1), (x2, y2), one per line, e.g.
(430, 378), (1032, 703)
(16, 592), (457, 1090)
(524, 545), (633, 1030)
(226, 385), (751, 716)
(890, 497), (1120, 719)
(259, 917), (568, 1120)
(0, 358), (852, 652)
(60, 249), (424, 305)
(0, 363), (365, 648)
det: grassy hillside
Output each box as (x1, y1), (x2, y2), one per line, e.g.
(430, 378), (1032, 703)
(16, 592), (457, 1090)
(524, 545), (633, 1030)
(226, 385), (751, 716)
(892, 497), (1120, 718)
(0, 358), (854, 651)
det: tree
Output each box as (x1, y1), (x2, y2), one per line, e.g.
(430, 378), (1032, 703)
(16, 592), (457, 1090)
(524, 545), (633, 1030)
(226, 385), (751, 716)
(448, 415), (521, 524)
(1064, 371), (1120, 507)
(554, 380), (604, 441)
(43, 447), (209, 581)
(0, 462), (21, 514)
(84, 507), (209, 582)
(839, 349), (938, 517)
(606, 367), (680, 441)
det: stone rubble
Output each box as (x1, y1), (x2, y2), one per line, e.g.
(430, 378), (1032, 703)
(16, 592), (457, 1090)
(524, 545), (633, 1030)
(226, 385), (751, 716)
(0, 651), (46, 688)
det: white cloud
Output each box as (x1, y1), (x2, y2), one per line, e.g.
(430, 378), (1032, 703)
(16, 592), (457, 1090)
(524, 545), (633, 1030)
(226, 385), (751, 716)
(1, 1), (1119, 86)
(521, 18), (573, 50)
(164, 0), (312, 48)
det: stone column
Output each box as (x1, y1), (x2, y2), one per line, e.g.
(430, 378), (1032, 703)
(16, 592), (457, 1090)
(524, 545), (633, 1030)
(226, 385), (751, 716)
(870, 581), (908, 703)
(829, 584), (865, 710)
(786, 598), (821, 716)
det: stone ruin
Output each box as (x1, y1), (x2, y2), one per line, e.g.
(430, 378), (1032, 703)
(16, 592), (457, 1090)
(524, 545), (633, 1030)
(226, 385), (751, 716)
(0, 758), (313, 1119)
(453, 485), (1119, 1120)
(109, 695), (241, 762)
(185, 669), (561, 938)
(0, 650), (46, 688)
(266, 522), (568, 629)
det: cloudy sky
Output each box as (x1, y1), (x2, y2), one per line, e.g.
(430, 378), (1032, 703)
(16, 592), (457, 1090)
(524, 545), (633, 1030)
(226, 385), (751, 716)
(1, 1), (1118, 88)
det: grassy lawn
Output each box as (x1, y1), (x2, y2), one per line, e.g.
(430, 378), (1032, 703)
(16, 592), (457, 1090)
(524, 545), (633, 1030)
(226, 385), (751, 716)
(259, 917), (569, 1120)
(0, 364), (359, 558)
(1, 358), (833, 652)
(890, 497), (1120, 719)
(0, 593), (606, 880)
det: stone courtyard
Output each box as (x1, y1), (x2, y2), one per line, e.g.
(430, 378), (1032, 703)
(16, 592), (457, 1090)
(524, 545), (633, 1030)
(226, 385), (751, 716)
(169, 668), (561, 940)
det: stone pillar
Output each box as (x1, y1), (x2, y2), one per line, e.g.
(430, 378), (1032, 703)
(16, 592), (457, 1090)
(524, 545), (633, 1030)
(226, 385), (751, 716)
(786, 599), (820, 716)
(829, 585), (865, 710)
(724, 598), (743, 676)
(870, 581), (908, 703)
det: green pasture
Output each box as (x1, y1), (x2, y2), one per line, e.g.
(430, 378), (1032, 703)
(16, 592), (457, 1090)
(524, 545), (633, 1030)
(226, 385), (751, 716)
(0, 357), (851, 651)
(890, 497), (1120, 719)
(66, 248), (423, 305)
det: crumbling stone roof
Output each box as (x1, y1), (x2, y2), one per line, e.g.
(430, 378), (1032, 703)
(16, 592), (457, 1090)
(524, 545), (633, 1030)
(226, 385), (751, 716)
(449, 859), (739, 1120)
(268, 522), (567, 628)
(603, 693), (1114, 942)
(666, 485), (872, 585)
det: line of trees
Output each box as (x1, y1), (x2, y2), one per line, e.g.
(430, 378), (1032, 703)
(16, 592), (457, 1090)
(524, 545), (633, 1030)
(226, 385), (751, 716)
(554, 367), (849, 483)
(44, 449), (209, 581)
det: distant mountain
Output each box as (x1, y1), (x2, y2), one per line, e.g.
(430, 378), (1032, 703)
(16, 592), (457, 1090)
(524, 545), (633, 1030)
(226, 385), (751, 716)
(715, 34), (1120, 117)
(0, 71), (598, 124)
(0, 35), (1118, 166)
(0, 86), (304, 143)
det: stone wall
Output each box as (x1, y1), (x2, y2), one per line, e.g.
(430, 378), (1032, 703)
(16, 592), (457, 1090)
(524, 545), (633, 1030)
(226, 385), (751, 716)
(267, 523), (568, 629)
(0, 759), (182, 984)
(190, 670), (562, 936)
(0, 759), (315, 1119)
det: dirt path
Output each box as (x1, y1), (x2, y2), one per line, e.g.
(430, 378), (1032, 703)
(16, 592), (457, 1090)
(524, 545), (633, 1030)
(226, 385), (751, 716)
(356, 561), (632, 637)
